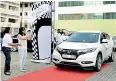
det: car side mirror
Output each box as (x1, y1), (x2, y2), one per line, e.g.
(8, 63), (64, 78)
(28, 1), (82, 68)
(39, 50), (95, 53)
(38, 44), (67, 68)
(101, 39), (108, 43)
(63, 39), (67, 41)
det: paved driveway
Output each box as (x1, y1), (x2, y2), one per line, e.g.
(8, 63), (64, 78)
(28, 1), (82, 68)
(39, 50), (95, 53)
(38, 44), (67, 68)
(1, 51), (116, 81)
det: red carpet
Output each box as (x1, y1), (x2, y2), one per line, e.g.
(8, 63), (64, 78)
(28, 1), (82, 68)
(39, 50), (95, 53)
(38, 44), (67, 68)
(7, 64), (109, 81)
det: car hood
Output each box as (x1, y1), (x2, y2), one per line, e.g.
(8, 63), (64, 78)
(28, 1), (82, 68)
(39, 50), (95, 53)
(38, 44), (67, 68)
(58, 42), (99, 50)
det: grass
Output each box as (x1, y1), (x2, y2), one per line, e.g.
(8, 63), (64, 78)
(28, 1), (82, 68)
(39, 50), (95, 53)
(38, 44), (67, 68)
(55, 19), (116, 36)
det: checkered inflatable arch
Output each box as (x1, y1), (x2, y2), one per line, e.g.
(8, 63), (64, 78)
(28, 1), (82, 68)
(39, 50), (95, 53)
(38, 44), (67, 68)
(31, 1), (52, 60)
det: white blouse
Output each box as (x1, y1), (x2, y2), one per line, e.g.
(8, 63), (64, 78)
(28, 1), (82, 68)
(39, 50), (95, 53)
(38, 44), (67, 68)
(2, 33), (12, 48)
(18, 34), (27, 50)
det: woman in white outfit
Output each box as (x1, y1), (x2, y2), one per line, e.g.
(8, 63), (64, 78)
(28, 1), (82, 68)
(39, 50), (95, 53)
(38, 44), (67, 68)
(18, 27), (31, 72)
(2, 27), (21, 75)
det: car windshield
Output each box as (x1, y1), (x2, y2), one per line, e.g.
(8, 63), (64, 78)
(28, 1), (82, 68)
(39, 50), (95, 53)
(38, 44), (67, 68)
(67, 32), (99, 43)
(112, 36), (116, 40)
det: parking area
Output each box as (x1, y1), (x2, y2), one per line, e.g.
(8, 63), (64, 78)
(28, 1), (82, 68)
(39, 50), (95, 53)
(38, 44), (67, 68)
(1, 51), (116, 81)
(86, 53), (116, 81)
(0, 51), (51, 81)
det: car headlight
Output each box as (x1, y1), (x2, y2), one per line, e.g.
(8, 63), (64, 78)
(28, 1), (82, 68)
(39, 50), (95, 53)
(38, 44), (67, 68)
(77, 48), (97, 54)
(56, 47), (63, 52)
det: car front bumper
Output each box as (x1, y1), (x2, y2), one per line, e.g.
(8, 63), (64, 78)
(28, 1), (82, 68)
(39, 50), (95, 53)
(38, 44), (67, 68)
(52, 50), (97, 67)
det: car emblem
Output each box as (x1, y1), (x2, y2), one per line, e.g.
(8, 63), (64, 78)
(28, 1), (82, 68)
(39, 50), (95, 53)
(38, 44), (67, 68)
(67, 50), (71, 53)
(62, 50), (65, 52)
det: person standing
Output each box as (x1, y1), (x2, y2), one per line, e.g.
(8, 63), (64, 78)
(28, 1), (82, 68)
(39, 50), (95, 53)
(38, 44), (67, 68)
(60, 29), (65, 35)
(55, 29), (63, 45)
(2, 27), (21, 75)
(18, 27), (31, 72)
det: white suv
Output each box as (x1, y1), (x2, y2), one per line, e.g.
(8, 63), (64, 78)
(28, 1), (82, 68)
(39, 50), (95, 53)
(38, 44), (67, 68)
(52, 31), (115, 71)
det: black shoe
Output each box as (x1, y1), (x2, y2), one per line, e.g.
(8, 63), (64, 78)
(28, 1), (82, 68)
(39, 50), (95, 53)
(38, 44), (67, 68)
(4, 72), (11, 75)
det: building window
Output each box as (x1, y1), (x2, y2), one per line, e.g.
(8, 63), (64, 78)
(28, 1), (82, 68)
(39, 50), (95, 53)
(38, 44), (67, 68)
(115, 12), (116, 19)
(103, 1), (116, 4)
(30, 3), (33, 7)
(59, 13), (103, 20)
(0, 4), (6, 8)
(64, 1), (67, 7)
(1, 13), (7, 16)
(103, 13), (111, 19)
(8, 18), (16, 23)
(58, 12), (116, 20)
(58, 2), (61, 7)
(70, 1), (74, 6)
(88, 13), (103, 19)
(9, 5), (18, 11)
(67, 1), (70, 6)
(79, 1), (84, 6)
(20, 13), (22, 16)
(59, 2), (64, 7)
(58, 14), (63, 20)
(111, 1), (116, 4)
(3, 1), (19, 6)
(20, 4), (22, 8)
(0, 17), (6, 22)
(25, 12), (28, 16)
(25, 24), (27, 28)
(14, 28), (18, 34)
(59, 1), (84, 7)
(25, 3), (28, 7)
(7, 14), (19, 18)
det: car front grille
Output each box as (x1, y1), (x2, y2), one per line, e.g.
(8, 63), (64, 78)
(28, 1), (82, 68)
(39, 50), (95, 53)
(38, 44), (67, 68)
(58, 49), (78, 54)
(60, 61), (80, 66)
(58, 49), (80, 60)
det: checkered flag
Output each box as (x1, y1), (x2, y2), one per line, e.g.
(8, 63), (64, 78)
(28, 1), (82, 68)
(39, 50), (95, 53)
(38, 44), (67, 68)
(31, 1), (52, 60)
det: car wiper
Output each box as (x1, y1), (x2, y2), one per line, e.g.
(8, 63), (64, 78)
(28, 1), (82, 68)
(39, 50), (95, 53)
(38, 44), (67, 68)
(68, 41), (81, 42)
(88, 41), (95, 43)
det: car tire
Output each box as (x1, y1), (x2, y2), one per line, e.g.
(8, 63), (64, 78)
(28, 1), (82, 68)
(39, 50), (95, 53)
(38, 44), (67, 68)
(94, 54), (102, 72)
(114, 48), (116, 52)
(55, 64), (63, 68)
(108, 50), (115, 62)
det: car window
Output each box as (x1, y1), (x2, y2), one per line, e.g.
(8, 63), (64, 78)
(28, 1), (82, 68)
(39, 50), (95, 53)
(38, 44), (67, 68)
(67, 32), (99, 43)
(112, 36), (116, 40)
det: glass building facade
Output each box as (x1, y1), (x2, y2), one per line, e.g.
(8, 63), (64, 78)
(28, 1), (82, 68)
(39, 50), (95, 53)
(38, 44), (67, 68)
(59, 1), (116, 7)
(58, 13), (116, 20)
(103, 1), (116, 4)
(58, 1), (116, 20)
(59, 1), (84, 7)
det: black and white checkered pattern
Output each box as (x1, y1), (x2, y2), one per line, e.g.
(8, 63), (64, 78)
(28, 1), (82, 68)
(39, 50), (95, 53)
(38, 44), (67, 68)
(32, 1), (52, 11)
(31, 1), (52, 60)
